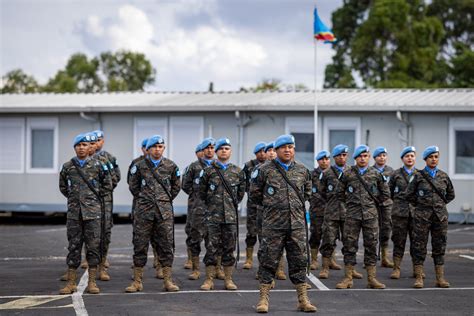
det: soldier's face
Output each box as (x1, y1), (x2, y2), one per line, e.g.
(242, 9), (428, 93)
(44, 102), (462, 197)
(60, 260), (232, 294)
(426, 153), (439, 168)
(255, 150), (266, 162)
(402, 152), (416, 168)
(149, 144), (165, 160)
(216, 146), (231, 161)
(96, 138), (104, 150)
(196, 151), (204, 159)
(88, 142), (97, 155)
(276, 144), (294, 163)
(375, 153), (387, 166)
(334, 153), (348, 166)
(355, 152), (370, 168)
(266, 148), (277, 160)
(74, 142), (90, 159)
(203, 145), (215, 159)
(318, 157), (330, 170)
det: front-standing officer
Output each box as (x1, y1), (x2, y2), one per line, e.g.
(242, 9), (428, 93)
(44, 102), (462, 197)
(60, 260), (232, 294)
(126, 135), (181, 293)
(251, 135), (316, 313)
(406, 146), (454, 289)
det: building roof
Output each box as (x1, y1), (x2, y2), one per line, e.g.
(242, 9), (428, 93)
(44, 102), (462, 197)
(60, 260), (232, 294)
(1, 89), (473, 113)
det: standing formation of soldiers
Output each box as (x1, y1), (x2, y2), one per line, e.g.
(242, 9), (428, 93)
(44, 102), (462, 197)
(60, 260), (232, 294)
(58, 131), (455, 313)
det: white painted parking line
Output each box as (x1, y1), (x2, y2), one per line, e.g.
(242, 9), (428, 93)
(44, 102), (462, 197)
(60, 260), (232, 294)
(0, 296), (66, 310)
(449, 227), (474, 233)
(72, 271), (88, 316)
(36, 227), (67, 233)
(307, 273), (330, 291)
(459, 255), (474, 260)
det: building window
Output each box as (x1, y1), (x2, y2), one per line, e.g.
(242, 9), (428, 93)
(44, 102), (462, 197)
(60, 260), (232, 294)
(0, 118), (25, 173)
(449, 118), (474, 178)
(285, 117), (314, 169)
(169, 116), (204, 171)
(323, 117), (361, 164)
(26, 117), (58, 173)
(133, 117), (168, 158)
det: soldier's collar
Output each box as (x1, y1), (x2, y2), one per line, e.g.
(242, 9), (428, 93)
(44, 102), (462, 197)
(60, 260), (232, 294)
(403, 166), (415, 175)
(215, 160), (229, 170)
(357, 166), (368, 175)
(374, 163), (385, 173)
(275, 158), (292, 171)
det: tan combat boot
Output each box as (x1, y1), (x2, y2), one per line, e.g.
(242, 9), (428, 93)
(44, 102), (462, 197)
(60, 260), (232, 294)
(155, 259), (164, 279)
(80, 259), (88, 269)
(275, 258), (287, 280)
(256, 283), (272, 313)
(59, 268), (77, 294)
(318, 257), (330, 279)
(216, 256), (225, 280)
(366, 265), (385, 289)
(413, 265), (424, 288)
(184, 248), (192, 269)
(98, 258), (111, 281)
(329, 251), (342, 270)
(352, 267), (363, 279)
(60, 269), (69, 281)
(224, 266), (238, 290)
(336, 265), (354, 289)
(243, 247), (254, 269)
(153, 248), (159, 268)
(390, 256), (402, 279)
(200, 265), (216, 291)
(163, 266), (179, 292)
(381, 246), (394, 268)
(435, 265), (450, 288)
(310, 249), (319, 270)
(125, 267), (144, 293)
(412, 263), (426, 279)
(104, 258), (110, 268)
(295, 283), (317, 312)
(86, 267), (100, 294)
(188, 256), (201, 280)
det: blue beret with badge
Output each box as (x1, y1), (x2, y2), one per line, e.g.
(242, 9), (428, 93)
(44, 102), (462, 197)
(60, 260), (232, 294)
(253, 142), (267, 154)
(146, 135), (165, 149)
(93, 130), (104, 139)
(201, 137), (216, 150)
(316, 150), (330, 161)
(400, 146), (416, 159)
(373, 146), (387, 158)
(264, 142), (274, 153)
(215, 138), (231, 152)
(73, 133), (91, 147)
(84, 132), (97, 142)
(423, 145), (439, 160)
(353, 144), (370, 159)
(332, 144), (349, 157)
(274, 134), (295, 149)
(141, 138), (148, 149)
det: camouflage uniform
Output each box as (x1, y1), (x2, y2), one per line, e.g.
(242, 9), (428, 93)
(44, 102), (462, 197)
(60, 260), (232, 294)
(250, 160), (312, 285)
(373, 164), (394, 248)
(337, 166), (391, 266)
(406, 168), (455, 266)
(309, 167), (326, 251)
(199, 161), (245, 267)
(128, 156), (181, 268)
(243, 159), (262, 249)
(59, 157), (113, 269)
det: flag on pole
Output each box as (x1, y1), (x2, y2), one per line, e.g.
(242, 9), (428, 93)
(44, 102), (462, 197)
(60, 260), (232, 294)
(313, 8), (336, 42)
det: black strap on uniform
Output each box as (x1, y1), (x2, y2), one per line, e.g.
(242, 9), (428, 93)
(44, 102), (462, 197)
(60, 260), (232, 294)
(419, 170), (448, 204)
(272, 160), (311, 274)
(211, 164), (240, 266)
(144, 159), (176, 251)
(70, 159), (106, 262)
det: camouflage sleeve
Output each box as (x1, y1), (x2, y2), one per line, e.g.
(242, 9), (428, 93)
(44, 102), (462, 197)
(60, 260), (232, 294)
(126, 161), (134, 185)
(199, 169), (210, 204)
(388, 174), (396, 199)
(170, 164), (181, 200)
(336, 172), (347, 204)
(304, 168), (312, 202)
(378, 173), (392, 207)
(405, 173), (419, 205)
(237, 169), (246, 203)
(242, 163), (250, 192)
(445, 176), (455, 204)
(99, 164), (114, 197)
(128, 164), (142, 197)
(59, 166), (69, 198)
(111, 155), (121, 184)
(249, 168), (264, 206)
(181, 165), (193, 195)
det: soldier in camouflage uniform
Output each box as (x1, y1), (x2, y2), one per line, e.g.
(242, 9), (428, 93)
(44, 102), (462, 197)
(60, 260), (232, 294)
(406, 146), (455, 289)
(199, 138), (245, 291)
(251, 135), (316, 313)
(309, 150), (331, 270)
(59, 133), (113, 295)
(335, 145), (391, 290)
(372, 146), (395, 268)
(389, 146), (418, 279)
(126, 135), (181, 293)
(182, 138), (216, 280)
(264, 142), (277, 160)
(242, 141), (267, 270)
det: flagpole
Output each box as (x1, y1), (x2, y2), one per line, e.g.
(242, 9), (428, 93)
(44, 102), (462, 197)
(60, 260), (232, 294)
(313, 26), (319, 169)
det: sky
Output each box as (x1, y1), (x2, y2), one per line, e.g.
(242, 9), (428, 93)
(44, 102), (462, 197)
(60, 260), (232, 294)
(1, 0), (342, 92)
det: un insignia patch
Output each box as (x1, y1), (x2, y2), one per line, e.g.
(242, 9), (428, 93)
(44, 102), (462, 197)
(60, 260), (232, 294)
(176, 169), (181, 177)
(130, 165), (137, 175)
(348, 186), (353, 193)
(328, 184), (334, 192)
(312, 187), (317, 193)
(418, 190), (424, 197)
(141, 179), (146, 186)
(267, 186), (275, 195)
(394, 186), (399, 193)
(251, 169), (259, 179)
(194, 178), (200, 185)
(210, 184), (216, 191)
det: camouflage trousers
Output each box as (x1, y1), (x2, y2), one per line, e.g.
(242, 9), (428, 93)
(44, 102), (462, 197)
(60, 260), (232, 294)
(412, 212), (448, 266)
(343, 217), (378, 266)
(204, 223), (236, 267)
(380, 205), (392, 247)
(189, 212), (209, 257)
(258, 228), (307, 285)
(245, 205), (258, 248)
(66, 217), (101, 269)
(320, 219), (345, 258)
(309, 215), (324, 250)
(185, 207), (193, 249)
(132, 210), (174, 268)
(257, 208), (263, 244)
(391, 215), (414, 259)
(103, 197), (114, 256)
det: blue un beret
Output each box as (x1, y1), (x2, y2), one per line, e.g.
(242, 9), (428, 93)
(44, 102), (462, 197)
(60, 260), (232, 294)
(400, 146), (416, 159)
(195, 143), (202, 153)
(93, 130), (104, 139)
(84, 132), (97, 142)
(373, 146), (387, 158)
(141, 138), (148, 148)
(264, 142), (274, 152)
(73, 133), (91, 147)
(201, 137), (216, 150)
(353, 145), (370, 159)
(215, 138), (231, 152)
(146, 135), (165, 150)
(316, 150), (330, 161)
(253, 142), (267, 154)
(423, 145), (439, 160)
(274, 134), (295, 149)
(332, 144), (349, 157)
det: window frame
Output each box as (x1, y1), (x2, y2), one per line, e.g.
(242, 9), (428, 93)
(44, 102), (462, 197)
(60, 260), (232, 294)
(285, 116), (315, 168)
(449, 117), (474, 180)
(0, 117), (25, 174)
(26, 117), (59, 174)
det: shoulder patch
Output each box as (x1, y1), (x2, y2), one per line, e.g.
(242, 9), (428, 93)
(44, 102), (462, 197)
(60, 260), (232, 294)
(251, 169), (259, 179)
(102, 164), (109, 171)
(176, 169), (181, 177)
(130, 165), (137, 175)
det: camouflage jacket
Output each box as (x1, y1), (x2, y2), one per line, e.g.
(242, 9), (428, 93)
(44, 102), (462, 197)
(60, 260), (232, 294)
(389, 167), (417, 218)
(309, 167), (326, 218)
(127, 155), (145, 208)
(59, 157), (113, 221)
(128, 156), (181, 221)
(199, 161), (245, 224)
(373, 164), (394, 214)
(243, 158), (264, 208)
(320, 165), (349, 221)
(337, 166), (392, 221)
(405, 168), (455, 222)
(249, 160), (311, 230)
(96, 150), (121, 189)
(182, 159), (211, 216)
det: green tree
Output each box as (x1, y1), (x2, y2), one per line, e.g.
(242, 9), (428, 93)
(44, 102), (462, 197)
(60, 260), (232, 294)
(246, 78), (282, 92)
(1, 69), (40, 93)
